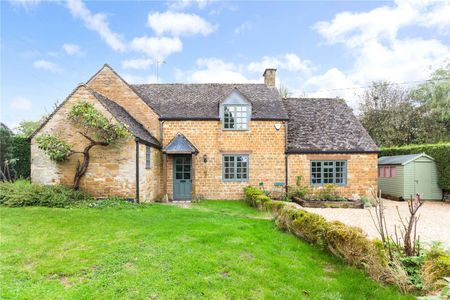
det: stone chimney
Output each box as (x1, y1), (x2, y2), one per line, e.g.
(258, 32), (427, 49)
(263, 68), (276, 87)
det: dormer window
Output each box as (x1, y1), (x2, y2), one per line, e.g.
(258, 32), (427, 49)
(220, 89), (251, 131)
(224, 105), (248, 129)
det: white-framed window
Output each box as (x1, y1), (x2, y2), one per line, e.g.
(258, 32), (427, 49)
(222, 154), (249, 182)
(223, 105), (249, 130)
(220, 89), (252, 131)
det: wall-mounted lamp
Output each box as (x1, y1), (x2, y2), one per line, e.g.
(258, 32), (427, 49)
(274, 123), (281, 131)
(203, 154), (208, 163)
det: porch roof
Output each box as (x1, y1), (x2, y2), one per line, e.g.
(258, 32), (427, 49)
(162, 133), (198, 154)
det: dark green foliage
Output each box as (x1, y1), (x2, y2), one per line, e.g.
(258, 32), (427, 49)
(400, 255), (424, 290)
(380, 143), (450, 190)
(0, 123), (13, 176)
(11, 137), (30, 178)
(0, 180), (92, 208)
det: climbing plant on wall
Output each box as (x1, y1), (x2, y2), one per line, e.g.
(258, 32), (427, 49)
(36, 101), (128, 190)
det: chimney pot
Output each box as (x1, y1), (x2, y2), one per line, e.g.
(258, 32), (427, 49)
(263, 68), (276, 87)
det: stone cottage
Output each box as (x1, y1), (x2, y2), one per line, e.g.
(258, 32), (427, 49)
(31, 64), (378, 201)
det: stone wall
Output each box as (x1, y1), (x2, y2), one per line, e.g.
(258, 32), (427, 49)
(87, 65), (161, 140)
(31, 85), (136, 199)
(287, 153), (378, 198)
(162, 120), (286, 200)
(138, 143), (163, 202)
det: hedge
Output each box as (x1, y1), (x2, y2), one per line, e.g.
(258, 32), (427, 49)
(243, 186), (450, 294)
(11, 137), (31, 179)
(380, 143), (450, 190)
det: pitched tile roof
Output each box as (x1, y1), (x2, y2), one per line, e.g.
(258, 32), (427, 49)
(162, 133), (198, 154)
(90, 90), (161, 148)
(131, 84), (288, 120)
(283, 98), (378, 153)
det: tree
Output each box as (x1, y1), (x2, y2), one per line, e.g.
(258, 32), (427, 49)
(411, 63), (450, 139)
(358, 81), (447, 147)
(278, 85), (291, 98)
(36, 101), (128, 190)
(16, 119), (44, 138)
(0, 123), (14, 180)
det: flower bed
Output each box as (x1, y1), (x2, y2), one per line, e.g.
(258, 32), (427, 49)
(292, 197), (364, 208)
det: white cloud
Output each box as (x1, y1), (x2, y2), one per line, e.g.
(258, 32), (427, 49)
(67, 0), (126, 52)
(306, 0), (450, 110)
(147, 11), (216, 37)
(33, 60), (62, 73)
(176, 58), (257, 83)
(247, 53), (315, 74)
(9, 96), (32, 110)
(121, 58), (153, 69)
(167, 0), (210, 10)
(62, 43), (82, 55)
(234, 21), (252, 34)
(122, 74), (158, 84)
(131, 36), (182, 60)
(8, 0), (41, 10)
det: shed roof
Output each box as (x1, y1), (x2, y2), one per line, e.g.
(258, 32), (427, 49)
(283, 98), (378, 153)
(378, 153), (433, 165)
(162, 133), (198, 154)
(131, 84), (288, 120)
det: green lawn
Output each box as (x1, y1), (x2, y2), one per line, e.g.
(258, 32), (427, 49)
(0, 201), (412, 299)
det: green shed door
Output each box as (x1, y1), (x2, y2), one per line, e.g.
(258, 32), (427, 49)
(414, 162), (431, 199)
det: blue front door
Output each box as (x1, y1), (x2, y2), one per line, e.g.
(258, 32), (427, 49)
(173, 155), (192, 200)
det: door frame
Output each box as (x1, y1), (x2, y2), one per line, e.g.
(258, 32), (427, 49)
(172, 155), (192, 201)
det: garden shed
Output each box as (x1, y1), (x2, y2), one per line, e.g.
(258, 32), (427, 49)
(378, 153), (442, 201)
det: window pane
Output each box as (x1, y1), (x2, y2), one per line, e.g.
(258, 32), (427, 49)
(391, 167), (397, 177)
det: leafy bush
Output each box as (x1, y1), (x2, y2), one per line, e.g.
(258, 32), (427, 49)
(421, 243), (450, 292)
(400, 255), (424, 290)
(11, 137), (31, 178)
(243, 186), (264, 207)
(264, 200), (287, 214)
(0, 180), (92, 208)
(380, 143), (450, 190)
(290, 210), (329, 245)
(287, 176), (308, 199)
(317, 184), (337, 201)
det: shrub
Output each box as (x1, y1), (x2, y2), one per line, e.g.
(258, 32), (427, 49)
(0, 180), (92, 208)
(264, 200), (287, 215)
(287, 176), (308, 199)
(290, 210), (329, 246)
(422, 244), (450, 292)
(380, 143), (450, 190)
(274, 205), (299, 231)
(317, 184), (337, 200)
(243, 186), (264, 207)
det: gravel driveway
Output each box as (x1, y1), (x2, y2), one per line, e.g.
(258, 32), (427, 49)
(302, 199), (450, 248)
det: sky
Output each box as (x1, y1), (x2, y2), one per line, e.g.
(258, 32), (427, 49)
(1, 0), (449, 130)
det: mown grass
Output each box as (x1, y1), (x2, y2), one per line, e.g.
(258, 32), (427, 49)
(0, 201), (412, 299)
